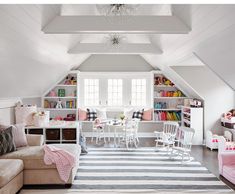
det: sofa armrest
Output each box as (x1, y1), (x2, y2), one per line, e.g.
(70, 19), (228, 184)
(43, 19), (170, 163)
(218, 152), (235, 174)
(26, 134), (44, 146)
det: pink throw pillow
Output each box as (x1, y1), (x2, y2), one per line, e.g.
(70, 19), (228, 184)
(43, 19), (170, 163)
(79, 109), (87, 121)
(12, 124), (28, 148)
(142, 109), (153, 121)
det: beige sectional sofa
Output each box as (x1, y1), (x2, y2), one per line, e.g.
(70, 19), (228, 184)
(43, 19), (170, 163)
(0, 159), (23, 194)
(0, 134), (81, 194)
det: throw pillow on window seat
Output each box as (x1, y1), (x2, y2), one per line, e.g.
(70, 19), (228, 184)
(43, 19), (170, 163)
(124, 108), (134, 120)
(87, 108), (97, 121)
(78, 108), (88, 121)
(142, 109), (153, 121)
(132, 109), (144, 120)
(96, 108), (107, 121)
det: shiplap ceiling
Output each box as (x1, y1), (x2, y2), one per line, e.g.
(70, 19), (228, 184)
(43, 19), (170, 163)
(0, 4), (235, 98)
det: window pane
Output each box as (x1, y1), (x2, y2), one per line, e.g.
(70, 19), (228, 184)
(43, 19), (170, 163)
(131, 79), (146, 106)
(108, 79), (123, 106)
(84, 79), (99, 106)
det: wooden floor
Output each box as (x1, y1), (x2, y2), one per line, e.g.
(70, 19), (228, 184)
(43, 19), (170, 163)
(86, 137), (235, 190)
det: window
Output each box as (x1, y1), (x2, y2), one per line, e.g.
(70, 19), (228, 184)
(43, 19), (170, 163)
(108, 79), (123, 106)
(84, 79), (99, 106)
(131, 79), (146, 106)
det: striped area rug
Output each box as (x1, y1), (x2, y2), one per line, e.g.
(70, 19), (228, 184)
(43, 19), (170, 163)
(70, 147), (233, 194)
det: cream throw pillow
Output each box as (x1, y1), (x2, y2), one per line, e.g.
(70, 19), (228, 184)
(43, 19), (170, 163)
(96, 108), (107, 120)
(124, 108), (134, 120)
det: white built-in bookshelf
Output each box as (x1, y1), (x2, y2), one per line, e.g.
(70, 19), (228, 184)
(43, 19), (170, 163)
(181, 106), (203, 145)
(42, 71), (79, 121)
(152, 71), (189, 123)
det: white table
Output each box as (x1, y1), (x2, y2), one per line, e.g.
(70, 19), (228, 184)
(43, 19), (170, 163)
(106, 121), (124, 147)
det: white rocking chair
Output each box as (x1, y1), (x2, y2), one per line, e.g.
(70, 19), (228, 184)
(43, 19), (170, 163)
(170, 126), (195, 163)
(154, 121), (179, 153)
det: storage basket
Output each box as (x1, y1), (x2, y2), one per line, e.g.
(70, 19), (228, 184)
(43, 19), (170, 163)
(46, 129), (60, 140)
(33, 111), (50, 127)
(63, 129), (76, 140)
(15, 106), (37, 126)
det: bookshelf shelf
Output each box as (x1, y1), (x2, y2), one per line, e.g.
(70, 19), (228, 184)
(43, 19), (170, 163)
(42, 71), (79, 120)
(153, 72), (188, 122)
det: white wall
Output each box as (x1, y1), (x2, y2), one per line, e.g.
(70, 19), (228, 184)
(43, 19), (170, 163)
(172, 66), (234, 136)
(78, 55), (155, 72)
(0, 98), (20, 125)
(22, 97), (41, 107)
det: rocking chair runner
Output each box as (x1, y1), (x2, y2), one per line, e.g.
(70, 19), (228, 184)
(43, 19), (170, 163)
(154, 121), (179, 152)
(170, 126), (195, 163)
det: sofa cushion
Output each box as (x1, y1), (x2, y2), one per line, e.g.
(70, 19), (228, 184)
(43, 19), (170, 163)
(0, 144), (81, 170)
(0, 159), (23, 187)
(0, 127), (16, 156)
(12, 124), (28, 148)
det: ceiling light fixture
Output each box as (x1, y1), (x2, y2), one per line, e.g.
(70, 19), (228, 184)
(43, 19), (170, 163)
(96, 4), (139, 17)
(105, 34), (126, 47)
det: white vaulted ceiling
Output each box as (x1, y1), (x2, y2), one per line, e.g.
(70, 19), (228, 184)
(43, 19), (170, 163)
(0, 4), (235, 98)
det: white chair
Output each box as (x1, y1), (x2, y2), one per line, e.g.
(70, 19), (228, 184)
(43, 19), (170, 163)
(224, 131), (232, 142)
(118, 119), (139, 149)
(170, 126), (195, 163)
(206, 131), (220, 151)
(218, 136), (235, 153)
(154, 121), (179, 153)
(91, 120), (106, 144)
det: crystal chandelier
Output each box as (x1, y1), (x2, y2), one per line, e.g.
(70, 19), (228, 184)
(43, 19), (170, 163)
(96, 4), (139, 16)
(104, 34), (126, 47)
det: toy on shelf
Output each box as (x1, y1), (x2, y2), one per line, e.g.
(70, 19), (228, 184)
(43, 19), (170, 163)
(154, 111), (181, 121)
(58, 89), (66, 97)
(156, 90), (184, 97)
(64, 114), (76, 121)
(49, 90), (57, 97)
(64, 76), (77, 85)
(66, 100), (76, 109)
(55, 100), (63, 109)
(154, 75), (174, 86)
(54, 116), (64, 121)
(44, 100), (50, 108)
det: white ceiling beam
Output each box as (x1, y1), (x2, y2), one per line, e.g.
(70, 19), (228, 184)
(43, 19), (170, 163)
(68, 43), (162, 54)
(42, 16), (190, 34)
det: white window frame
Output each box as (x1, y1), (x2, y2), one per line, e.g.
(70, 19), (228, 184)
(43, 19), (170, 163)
(108, 79), (123, 106)
(83, 79), (99, 106)
(131, 79), (147, 106)
(79, 72), (151, 109)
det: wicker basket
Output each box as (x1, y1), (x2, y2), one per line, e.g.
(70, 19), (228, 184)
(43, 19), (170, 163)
(46, 129), (60, 140)
(63, 129), (76, 140)
(15, 106), (37, 125)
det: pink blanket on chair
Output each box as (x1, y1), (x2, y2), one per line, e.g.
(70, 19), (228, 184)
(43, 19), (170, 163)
(43, 145), (76, 182)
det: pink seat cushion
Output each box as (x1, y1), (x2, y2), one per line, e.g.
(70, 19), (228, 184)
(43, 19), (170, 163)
(223, 165), (235, 184)
(78, 109), (87, 121)
(142, 109), (153, 121)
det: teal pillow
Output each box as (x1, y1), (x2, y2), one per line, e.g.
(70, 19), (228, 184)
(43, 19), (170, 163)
(0, 126), (16, 156)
